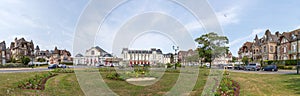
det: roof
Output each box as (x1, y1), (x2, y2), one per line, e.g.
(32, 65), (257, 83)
(94, 46), (108, 53)
(75, 54), (83, 57)
(122, 48), (163, 54)
(103, 54), (112, 57)
(0, 41), (5, 51)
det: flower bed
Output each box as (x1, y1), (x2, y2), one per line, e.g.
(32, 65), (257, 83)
(215, 72), (240, 96)
(16, 72), (57, 90)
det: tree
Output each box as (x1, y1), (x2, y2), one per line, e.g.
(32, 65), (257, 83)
(231, 56), (237, 63)
(242, 56), (249, 65)
(195, 32), (229, 68)
(10, 57), (17, 63)
(21, 56), (31, 65)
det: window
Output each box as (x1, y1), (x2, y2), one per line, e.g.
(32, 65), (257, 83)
(264, 46), (267, 53)
(292, 44), (296, 52)
(270, 46), (274, 53)
(283, 47), (287, 53)
(292, 34), (296, 39)
(91, 50), (95, 55)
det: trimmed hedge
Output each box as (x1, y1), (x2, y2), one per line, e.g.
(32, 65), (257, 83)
(0, 63), (28, 68)
(263, 60), (299, 70)
(263, 60), (299, 66)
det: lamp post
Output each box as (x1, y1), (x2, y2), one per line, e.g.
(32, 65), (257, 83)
(173, 46), (179, 70)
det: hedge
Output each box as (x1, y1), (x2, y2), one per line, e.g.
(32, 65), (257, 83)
(263, 60), (299, 66)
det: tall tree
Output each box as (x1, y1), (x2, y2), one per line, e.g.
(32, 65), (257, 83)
(195, 32), (229, 68)
(242, 56), (249, 65)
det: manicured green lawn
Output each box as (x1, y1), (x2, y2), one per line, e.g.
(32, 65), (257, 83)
(230, 72), (300, 96)
(0, 68), (209, 96)
(0, 68), (299, 96)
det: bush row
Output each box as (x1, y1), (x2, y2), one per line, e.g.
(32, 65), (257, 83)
(0, 63), (28, 68)
(263, 60), (300, 66)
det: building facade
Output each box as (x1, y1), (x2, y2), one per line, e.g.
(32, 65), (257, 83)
(239, 29), (300, 61)
(49, 46), (72, 64)
(73, 46), (120, 66)
(35, 45), (51, 62)
(0, 41), (6, 65)
(178, 49), (198, 65)
(162, 53), (173, 64)
(121, 48), (163, 66)
(10, 38), (34, 60)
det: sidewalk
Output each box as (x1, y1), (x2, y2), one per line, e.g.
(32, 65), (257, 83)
(0, 68), (33, 70)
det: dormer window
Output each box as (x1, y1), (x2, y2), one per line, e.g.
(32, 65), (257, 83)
(292, 34), (297, 39)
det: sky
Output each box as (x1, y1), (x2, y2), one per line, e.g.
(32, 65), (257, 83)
(1, 0), (300, 57)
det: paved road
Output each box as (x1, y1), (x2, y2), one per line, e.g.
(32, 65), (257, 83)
(226, 69), (297, 74)
(0, 68), (49, 73)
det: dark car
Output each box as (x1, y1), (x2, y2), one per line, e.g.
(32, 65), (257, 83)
(262, 65), (278, 71)
(234, 65), (244, 70)
(48, 64), (59, 69)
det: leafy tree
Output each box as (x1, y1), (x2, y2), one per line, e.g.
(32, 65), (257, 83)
(195, 32), (229, 68)
(231, 56), (237, 62)
(10, 57), (17, 63)
(21, 56), (31, 65)
(242, 56), (249, 65)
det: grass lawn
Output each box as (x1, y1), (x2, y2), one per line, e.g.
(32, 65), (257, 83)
(230, 72), (300, 96)
(0, 72), (84, 96)
(0, 68), (299, 96)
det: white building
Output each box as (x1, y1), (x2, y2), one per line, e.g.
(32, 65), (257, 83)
(74, 46), (111, 66)
(163, 53), (173, 64)
(212, 52), (233, 65)
(121, 48), (164, 66)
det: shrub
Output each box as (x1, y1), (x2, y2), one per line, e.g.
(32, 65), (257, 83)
(175, 62), (181, 68)
(0, 63), (27, 68)
(37, 58), (46, 62)
(106, 72), (124, 81)
(52, 68), (74, 73)
(20, 56), (31, 65)
(277, 65), (284, 69)
(166, 63), (173, 68)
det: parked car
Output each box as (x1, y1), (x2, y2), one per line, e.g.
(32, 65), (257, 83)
(262, 65), (278, 71)
(48, 64), (59, 69)
(225, 64), (233, 69)
(244, 63), (261, 71)
(58, 64), (67, 68)
(234, 65), (244, 70)
(48, 64), (67, 69)
(96, 63), (104, 67)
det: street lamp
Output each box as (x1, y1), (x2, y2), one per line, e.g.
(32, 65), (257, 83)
(173, 46), (179, 70)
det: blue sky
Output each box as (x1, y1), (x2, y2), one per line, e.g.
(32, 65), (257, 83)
(1, 0), (300, 56)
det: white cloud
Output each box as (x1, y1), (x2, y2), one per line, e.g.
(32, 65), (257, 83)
(229, 28), (265, 46)
(216, 6), (240, 26)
